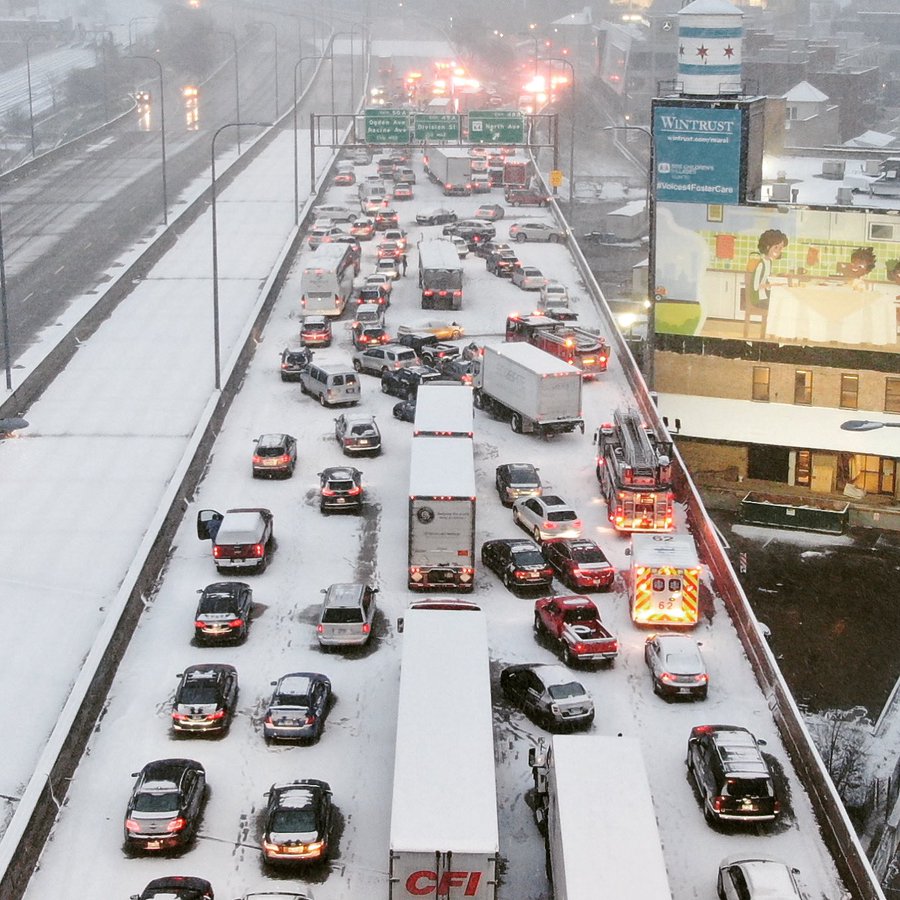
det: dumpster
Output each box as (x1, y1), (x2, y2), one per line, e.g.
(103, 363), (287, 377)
(740, 492), (849, 535)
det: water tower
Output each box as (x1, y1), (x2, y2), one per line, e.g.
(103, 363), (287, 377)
(677, 0), (744, 97)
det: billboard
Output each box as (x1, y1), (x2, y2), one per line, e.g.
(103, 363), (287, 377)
(653, 200), (900, 352)
(653, 106), (742, 204)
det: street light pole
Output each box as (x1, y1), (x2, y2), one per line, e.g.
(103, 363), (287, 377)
(214, 30), (241, 153)
(252, 20), (279, 119)
(548, 57), (575, 204)
(130, 55), (168, 226)
(293, 55), (322, 225)
(23, 34), (38, 158)
(210, 122), (271, 391)
(0, 200), (10, 390)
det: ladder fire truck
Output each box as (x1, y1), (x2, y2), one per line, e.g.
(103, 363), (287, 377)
(505, 314), (609, 378)
(594, 407), (675, 532)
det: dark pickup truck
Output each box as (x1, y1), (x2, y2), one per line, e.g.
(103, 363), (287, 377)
(533, 595), (618, 666)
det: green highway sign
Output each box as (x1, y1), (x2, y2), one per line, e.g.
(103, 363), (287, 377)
(364, 108), (410, 144)
(467, 110), (524, 144)
(414, 113), (460, 142)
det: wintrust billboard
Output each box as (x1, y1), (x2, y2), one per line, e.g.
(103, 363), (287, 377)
(653, 106), (743, 204)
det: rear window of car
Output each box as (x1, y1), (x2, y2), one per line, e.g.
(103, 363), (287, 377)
(513, 549), (545, 567)
(327, 479), (355, 491)
(350, 424), (377, 436)
(725, 777), (773, 799)
(395, 350), (416, 362)
(322, 607), (364, 624)
(256, 445), (287, 457)
(570, 546), (607, 563)
(199, 596), (241, 614)
(548, 510), (577, 522)
(179, 682), (219, 704)
(547, 682), (585, 700)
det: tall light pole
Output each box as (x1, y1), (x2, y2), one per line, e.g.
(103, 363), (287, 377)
(129, 55), (168, 226)
(214, 30), (241, 153)
(331, 30), (359, 116)
(548, 57), (575, 205)
(210, 122), (271, 390)
(0, 200), (10, 390)
(252, 20), (279, 119)
(293, 55), (322, 225)
(23, 34), (39, 158)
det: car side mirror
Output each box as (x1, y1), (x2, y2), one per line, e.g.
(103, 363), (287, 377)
(320, 588), (327, 594)
(624, 546), (632, 557)
(270, 681), (277, 686)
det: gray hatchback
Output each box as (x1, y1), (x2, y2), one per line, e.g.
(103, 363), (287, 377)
(317, 582), (377, 648)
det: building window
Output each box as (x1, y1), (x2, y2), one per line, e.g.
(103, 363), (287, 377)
(752, 366), (770, 402)
(794, 370), (812, 405)
(840, 374), (859, 410)
(886, 377), (900, 413)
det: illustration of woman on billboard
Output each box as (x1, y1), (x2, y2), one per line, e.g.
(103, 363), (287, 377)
(744, 229), (789, 338)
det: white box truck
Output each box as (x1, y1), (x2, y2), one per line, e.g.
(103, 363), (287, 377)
(472, 343), (584, 436)
(413, 384), (474, 438)
(426, 147), (473, 196)
(530, 735), (672, 900)
(390, 603), (499, 899)
(408, 436), (476, 591)
(418, 238), (464, 310)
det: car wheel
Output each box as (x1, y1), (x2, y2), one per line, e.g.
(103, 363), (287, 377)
(511, 413), (523, 433)
(533, 613), (542, 635)
(381, 381), (390, 394)
(319, 393), (328, 407)
(533, 526), (542, 543)
(704, 800), (716, 825)
(515, 233), (527, 243)
(502, 570), (512, 589)
(563, 645), (575, 667)
(473, 390), (485, 410)
(352, 360), (362, 372)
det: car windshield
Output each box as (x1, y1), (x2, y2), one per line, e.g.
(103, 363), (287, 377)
(547, 510), (576, 522)
(133, 790), (179, 813)
(322, 607), (364, 624)
(514, 550), (545, 566)
(570, 546), (606, 563)
(724, 777), (773, 799)
(178, 683), (219, 705)
(269, 808), (317, 833)
(547, 682), (585, 700)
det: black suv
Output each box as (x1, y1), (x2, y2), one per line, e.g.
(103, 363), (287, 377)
(686, 725), (781, 825)
(132, 877), (214, 900)
(397, 331), (440, 354)
(171, 663), (239, 734)
(381, 365), (442, 400)
(262, 779), (333, 865)
(280, 345), (313, 381)
(193, 582), (253, 645)
(124, 759), (207, 853)
(419, 342), (460, 367)
(442, 219), (495, 246)
(474, 239), (510, 260)
(318, 466), (364, 513)
(487, 249), (521, 277)
(481, 538), (554, 592)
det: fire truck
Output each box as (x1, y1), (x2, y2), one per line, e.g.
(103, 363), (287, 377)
(628, 534), (701, 627)
(593, 407), (674, 532)
(504, 314), (609, 378)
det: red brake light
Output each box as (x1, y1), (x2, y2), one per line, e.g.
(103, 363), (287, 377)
(251, 543), (264, 558)
(321, 488), (335, 496)
(194, 620), (206, 628)
(167, 817), (187, 833)
(347, 486), (362, 496)
(362, 623), (371, 633)
(316, 624), (324, 633)
(125, 819), (141, 833)
(228, 618), (245, 628)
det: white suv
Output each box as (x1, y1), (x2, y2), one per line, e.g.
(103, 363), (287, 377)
(352, 343), (418, 376)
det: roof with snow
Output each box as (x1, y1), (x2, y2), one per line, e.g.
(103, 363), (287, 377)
(843, 130), (897, 149)
(782, 81), (829, 103)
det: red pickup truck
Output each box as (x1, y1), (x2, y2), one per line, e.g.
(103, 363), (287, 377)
(533, 595), (618, 667)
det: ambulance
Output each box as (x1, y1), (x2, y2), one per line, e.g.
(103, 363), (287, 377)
(628, 534), (701, 627)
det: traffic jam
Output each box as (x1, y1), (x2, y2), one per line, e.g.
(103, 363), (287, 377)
(23, 55), (847, 900)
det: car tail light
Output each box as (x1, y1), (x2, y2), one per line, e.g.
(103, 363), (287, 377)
(172, 712), (188, 721)
(209, 709), (226, 720)
(167, 817), (187, 833)
(228, 618), (245, 628)
(362, 623), (371, 634)
(212, 546), (223, 559)
(660, 672), (676, 684)
(194, 620), (207, 629)
(712, 796), (725, 812)
(544, 521), (556, 530)
(347, 486), (362, 496)
(774, 799), (781, 814)
(698, 673), (709, 683)
(316, 623), (324, 633)
(541, 567), (553, 577)
(423, 289), (433, 297)
(321, 488), (335, 496)
(572, 520), (582, 530)
(572, 642), (586, 653)
(125, 819), (141, 833)
(251, 543), (264, 558)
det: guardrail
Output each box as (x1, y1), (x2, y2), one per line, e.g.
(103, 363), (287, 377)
(544, 176), (885, 899)
(0, 50), (351, 897)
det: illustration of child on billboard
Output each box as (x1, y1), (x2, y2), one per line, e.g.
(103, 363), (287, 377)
(744, 229), (789, 337)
